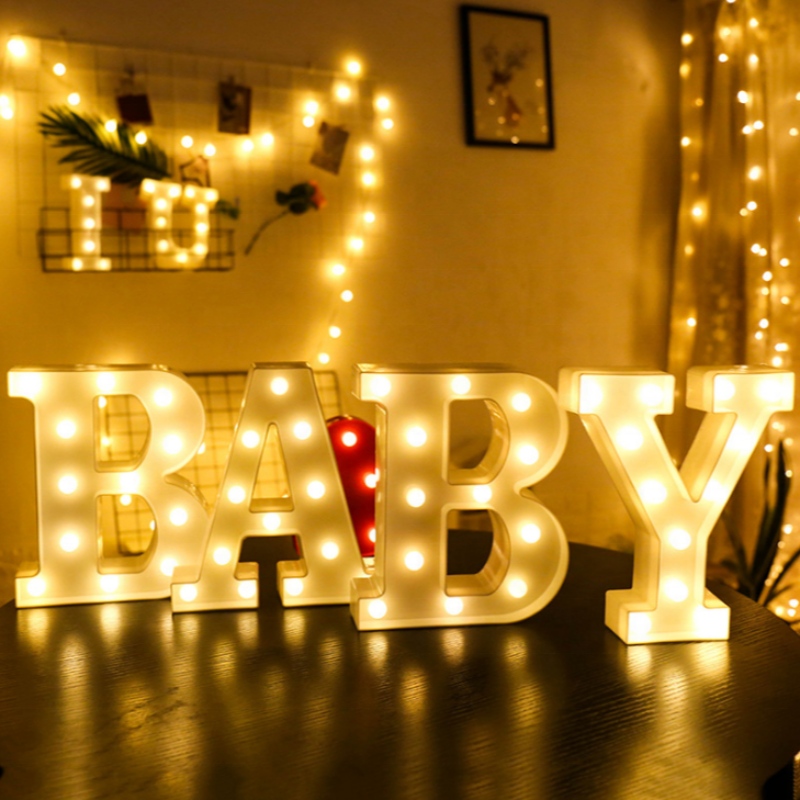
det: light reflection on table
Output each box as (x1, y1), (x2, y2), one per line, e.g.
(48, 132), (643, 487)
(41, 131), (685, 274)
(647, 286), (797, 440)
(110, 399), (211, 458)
(1, 542), (799, 799)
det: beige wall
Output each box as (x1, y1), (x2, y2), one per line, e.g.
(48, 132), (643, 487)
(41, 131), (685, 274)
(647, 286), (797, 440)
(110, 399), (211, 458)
(0, 0), (682, 599)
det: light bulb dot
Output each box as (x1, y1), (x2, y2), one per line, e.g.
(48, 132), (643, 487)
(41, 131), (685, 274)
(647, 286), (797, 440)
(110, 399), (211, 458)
(271, 377), (289, 395)
(616, 426), (644, 451)
(96, 373), (115, 392)
(521, 524), (541, 543)
(238, 581), (257, 600)
(322, 542), (340, 560)
(285, 578), (304, 597)
(405, 551), (425, 571)
(445, 597), (464, 615)
(213, 547), (232, 566)
(406, 487), (426, 507)
(368, 599), (387, 619)
(60, 532), (80, 552)
(263, 513), (281, 531)
(508, 579), (528, 598)
(227, 485), (247, 504)
(511, 392), (532, 412)
(160, 558), (177, 577)
(451, 375), (471, 395)
(56, 420), (77, 439)
(370, 375), (392, 397)
(629, 612), (652, 637)
(294, 421), (312, 440)
(242, 430), (261, 448)
(518, 444), (540, 465)
(640, 480), (667, 504)
(472, 485), (492, 503)
(307, 480), (326, 499)
(406, 426), (427, 447)
(664, 579), (689, 602)
(179, 585), (198, 603)
(58, 475), (78, 495)
(668, 529), (692, 550)
(639, 383), (665, 407)
(170, 508), (188, 526)
(580, 379), (603, 412)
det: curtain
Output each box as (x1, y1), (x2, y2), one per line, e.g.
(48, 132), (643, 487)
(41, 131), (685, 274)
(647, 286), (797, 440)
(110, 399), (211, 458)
(668, 0), (800, 613)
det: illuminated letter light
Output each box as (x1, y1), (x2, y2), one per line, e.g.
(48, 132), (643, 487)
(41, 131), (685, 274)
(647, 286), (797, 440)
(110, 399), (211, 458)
(559, 367), (794, 643)
(9, 366), (207, 607)
(350, 367), (569, 630)
(63, 174), (111, 271)
(171, 364), (368, 612)
(141, 179), (218, 269)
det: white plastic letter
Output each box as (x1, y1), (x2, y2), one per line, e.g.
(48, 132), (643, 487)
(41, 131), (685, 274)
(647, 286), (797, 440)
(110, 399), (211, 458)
(559, 366), (794, 643)
(63, 174), (111, 271)
(9, 366), (207, 607)
(171, 364), (368, 612)
(141, 179), (218, 268)
(350, 366), (569, 630)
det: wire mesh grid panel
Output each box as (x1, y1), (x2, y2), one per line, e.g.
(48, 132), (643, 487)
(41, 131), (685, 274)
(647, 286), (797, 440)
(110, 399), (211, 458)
(95, 370), (341, 554)
(1, 36), (378, 272)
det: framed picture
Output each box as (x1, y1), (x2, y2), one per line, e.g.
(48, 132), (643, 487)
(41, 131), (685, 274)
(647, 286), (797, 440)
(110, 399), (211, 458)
(218, 79), (252, 135)
(460, 5), (555, 149)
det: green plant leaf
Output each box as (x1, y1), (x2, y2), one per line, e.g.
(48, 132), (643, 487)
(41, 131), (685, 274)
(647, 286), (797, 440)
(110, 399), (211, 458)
(39, 105), (170, 186)
(753, 443), (791, 601)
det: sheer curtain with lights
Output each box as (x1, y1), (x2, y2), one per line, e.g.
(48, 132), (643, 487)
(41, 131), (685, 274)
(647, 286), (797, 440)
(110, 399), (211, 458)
(668, 0), (800, 622)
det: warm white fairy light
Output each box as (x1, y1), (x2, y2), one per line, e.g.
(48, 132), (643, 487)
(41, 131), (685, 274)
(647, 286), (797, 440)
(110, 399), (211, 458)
(334, 84), (352, 102)
(67, 92), (80, 106)
(53, 62), (66, 76)
(7, 37), (27, 58)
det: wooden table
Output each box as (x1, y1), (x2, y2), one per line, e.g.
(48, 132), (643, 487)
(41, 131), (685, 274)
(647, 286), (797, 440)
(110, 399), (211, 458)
(0, 541), (799, 799)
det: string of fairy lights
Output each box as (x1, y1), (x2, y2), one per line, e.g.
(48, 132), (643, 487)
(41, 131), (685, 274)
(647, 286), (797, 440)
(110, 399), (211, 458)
(676, 0), (800, 626)
(0, 35), (396, 371)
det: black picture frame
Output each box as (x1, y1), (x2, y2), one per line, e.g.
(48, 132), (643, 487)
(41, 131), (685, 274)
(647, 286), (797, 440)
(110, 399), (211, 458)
(460, 5), (555, 149)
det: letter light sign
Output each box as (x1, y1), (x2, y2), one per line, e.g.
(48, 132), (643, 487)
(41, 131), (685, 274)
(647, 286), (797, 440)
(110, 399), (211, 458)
(350, 366), (569, 631)
(6, 362), (791, 646)
(9, 366), (207, 607)
(559, 366), (794, 643)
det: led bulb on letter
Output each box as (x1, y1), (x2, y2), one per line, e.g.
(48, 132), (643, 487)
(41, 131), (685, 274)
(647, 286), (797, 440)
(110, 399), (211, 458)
(171, 363), (368, 612)
(559, 366), (794, 643)
(9, 366), (207, 607)
(350, 365), (569, 630)
(63, 174), (111, 271)
(141, 179), (218, 269)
